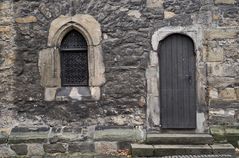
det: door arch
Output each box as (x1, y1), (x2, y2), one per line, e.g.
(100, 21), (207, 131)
(159, 34), (196, 129)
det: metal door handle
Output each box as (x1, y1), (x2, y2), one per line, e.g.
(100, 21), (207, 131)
(185, 75), (192, 84)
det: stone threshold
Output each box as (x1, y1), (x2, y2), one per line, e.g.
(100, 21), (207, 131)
(131, 143), (235, 157)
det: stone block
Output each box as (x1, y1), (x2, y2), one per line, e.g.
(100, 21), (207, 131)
(15, 16), (37, 23)
(0, 17), (12, 25)
(0, 132), (8, 144)
(131, 144), (154, 157)
(128, 10), (141, 19)
(10, 144), (28, 155)
(225, 128), (239, 147)
(0, 145), (16, 157)
(210, 126), (226, 142)
(112, 116), (127, 126)
(138, 96), (146, 108)
(225, 128), (239, 136)
(207, 62), (223, 77)
(206, 29), (237, 40)
(146, 134), (214, 145)
(44, 88), (57, 101)
(235, 87), (239, 99)
(94, 129), (145, 142)
(11, 126), (50, 133)
(8, 127), (49, 144)
(90, 87), (101, 100)
(147, 95), (160, 126)
(0, 2), (10, 10)
(38, 48), (61, 87)
(94, 141), (118, 155)
(149, 51), (158, 67)
(0, 26), (11, 33)
(146, 0), (163, 8)
(154, 145), (212, 156)
(148, 77), (159, 96)
(209, 88), (219, 99)
(164, 11), (176, 19)
(9, 132), (49, 144)
(207, 47), (224, 62)
(43, 143), (67, 153)
(68, 142), (95, 153)
(49, 132), (85, 143)
(211, 144), (235, 155)
(219, 88), (237, 100)
(215, 0), (235, 4)
(27, 144), (44, 156)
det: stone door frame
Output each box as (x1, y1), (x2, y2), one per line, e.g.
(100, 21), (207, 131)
(146, 26), (208, 133)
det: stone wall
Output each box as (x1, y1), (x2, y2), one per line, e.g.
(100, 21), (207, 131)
(0, 0), (17, 128)
(0, 126), (144, 157)
(0, 0), (238, 155)
(207, 0), (239, 126)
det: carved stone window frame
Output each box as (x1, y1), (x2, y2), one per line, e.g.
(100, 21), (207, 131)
(39, 14), (105, 101)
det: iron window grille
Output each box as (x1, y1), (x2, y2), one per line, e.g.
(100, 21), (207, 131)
(60, 30), (89, 87)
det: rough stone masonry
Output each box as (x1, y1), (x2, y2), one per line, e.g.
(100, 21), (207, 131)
(0, 0), (238, 157)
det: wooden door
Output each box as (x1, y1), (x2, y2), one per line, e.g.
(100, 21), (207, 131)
(159, 34), (196, 129)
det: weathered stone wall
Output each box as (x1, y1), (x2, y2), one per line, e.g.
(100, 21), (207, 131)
(0, 126), (144, 157)
(0, 0), (238, 156)
(8, 0), (150, 128)
(207, 0), (239, 126)
(0, 0), (17, 128)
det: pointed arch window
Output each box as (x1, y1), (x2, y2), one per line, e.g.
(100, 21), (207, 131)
(60, 30), (89, 86)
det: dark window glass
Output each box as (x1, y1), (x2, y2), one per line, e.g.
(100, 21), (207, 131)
(60, 30), (88, 86)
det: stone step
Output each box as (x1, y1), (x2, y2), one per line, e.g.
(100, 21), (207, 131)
(131, 143), (235, 157)
(146, 134), (214, 145)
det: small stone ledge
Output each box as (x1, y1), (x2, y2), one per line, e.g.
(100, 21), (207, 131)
(0, 132), (8, 144)
(214, 0), (236, 5)
(94, 128), (146, 142)
(0, 126), (144, 156)
(43, 143), (67, 153)
(3, 126), (147, 144)
(9, 127), (50, 144)
(68, 142), (95, 153)
(131, 144), (235, 157)
(10, 144), (28, 155)
(210, 126), (239, 147)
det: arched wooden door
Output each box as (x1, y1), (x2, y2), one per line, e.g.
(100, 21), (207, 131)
(159, 34), (196, 129)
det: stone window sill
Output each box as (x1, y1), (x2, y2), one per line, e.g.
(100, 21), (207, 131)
(44, 86), (100, 102)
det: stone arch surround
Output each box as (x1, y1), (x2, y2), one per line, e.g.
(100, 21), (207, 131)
(147, 26), (208, 133)
(38, 14), (105, 101)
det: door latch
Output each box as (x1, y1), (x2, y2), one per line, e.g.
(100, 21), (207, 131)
(185, 75), (192, 84)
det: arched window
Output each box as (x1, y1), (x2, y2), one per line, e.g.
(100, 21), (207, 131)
(60, 30), (89, 86)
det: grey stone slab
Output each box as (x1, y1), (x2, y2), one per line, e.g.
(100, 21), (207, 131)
(43, 143), (67, 153)
(56, 87), (72, 96)
(154, 145), (213, 156)
(146, 134), (214, 145)
(0, 145), (16, 157)
(10, 144), (28, 155)
(160, 155), (233, 158)
(69, 142), (95, 153)
(94, 129), (145, 142)
(94, 141), (118, 155)
(9, 132), (48, 144)
(211, 144), (235, 155)
(27, 144), (44, 156)
(78, 87), (91, 96)
(131, 144), (154, 157)
(11, 126), (50, 132)
(0, 132), (8, 144)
